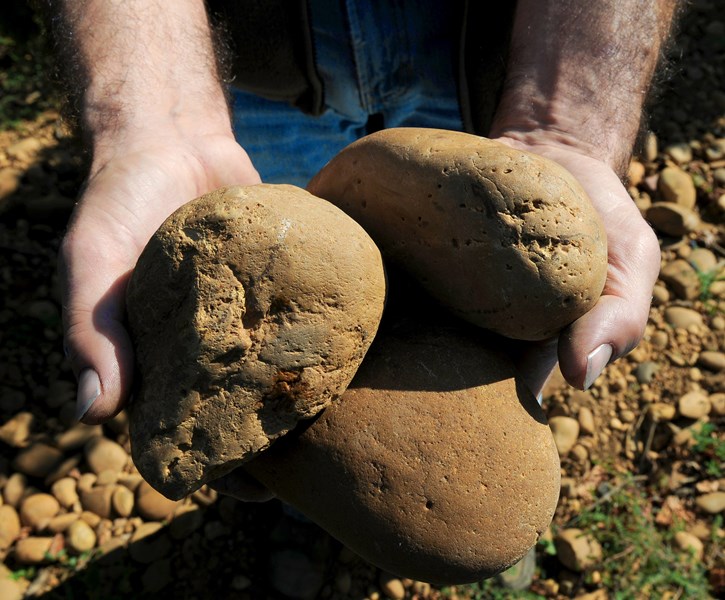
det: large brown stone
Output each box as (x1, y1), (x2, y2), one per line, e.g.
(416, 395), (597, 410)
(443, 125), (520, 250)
(246, 318), (561, 584)
(308, 128), (608, 341)
(127, 184), (386, 499)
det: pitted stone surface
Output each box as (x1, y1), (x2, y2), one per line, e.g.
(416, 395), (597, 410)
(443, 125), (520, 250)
(127, 184), (386, 499)
(308, 128), (608, 340)
(246, 317), (561, 584)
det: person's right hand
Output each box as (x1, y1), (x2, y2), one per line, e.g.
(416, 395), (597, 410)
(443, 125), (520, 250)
(60, 131), (261, 423)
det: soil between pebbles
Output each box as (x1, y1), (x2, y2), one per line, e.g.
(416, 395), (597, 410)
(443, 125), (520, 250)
(0, 2), (724, 598)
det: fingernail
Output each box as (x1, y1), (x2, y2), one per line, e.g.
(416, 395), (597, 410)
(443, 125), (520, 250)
(75, 369), (101, 420)
(536, 391), (543, 406)
(584, 344), (613, 390)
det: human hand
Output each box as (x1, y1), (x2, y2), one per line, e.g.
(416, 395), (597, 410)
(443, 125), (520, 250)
(60, 132), (261, 423)
(492, 136), (660, 394)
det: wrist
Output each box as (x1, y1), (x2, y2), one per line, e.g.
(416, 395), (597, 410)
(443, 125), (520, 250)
(85, 106), (236, 174)
(489, 91), (640, 177)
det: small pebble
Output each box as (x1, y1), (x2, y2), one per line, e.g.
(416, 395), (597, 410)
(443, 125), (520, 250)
(695, 492), (725, 514)
(688, 248), (717, 273)
(80, 485), (114, 519)
(66, 519), (97, 553)
(664, 307), (703, 329)
(378, 572), (406, 600)
(12, 443), (64, 478)
(674, 531), (704, 561)
(652, 285), (670, 305)
(711, 393), (725, 417)
(697, 351), (725, 372)
(577, 407), (595, 436)
(19, 493), (60, 531)
(0, 579), (24, 600)
(570, 444), (589, 463)
(554, 528), (602, 572)
(664, 143), (693, 165)
(136, 481), (181, 521)
(657, 167), (696, 208)
(648, 403), (676, 421)
(14, 537), (53, 564)
(635, 361), (660, 384)
(549, 416), (580, 456)
(646, 203), (699, 236)
(678, 391), (711, 419)
(3, 473), (27, 507)
(84, 438), (128, 475)
(51, 477), (79, 509)
(55, 424), (103, 452)
(47, 513), (79, 534)
(660, 259), (701, 300)
(0, 412), (34, 448)
(0, 505), (21, 549)
(112, 485), (135, 518)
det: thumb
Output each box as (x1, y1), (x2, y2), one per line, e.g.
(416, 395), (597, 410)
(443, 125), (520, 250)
(558, 218), (660, 389)
(60, 231), (136, 424)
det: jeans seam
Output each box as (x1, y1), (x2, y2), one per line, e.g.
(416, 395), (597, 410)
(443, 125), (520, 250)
(344, 0), (376, 114)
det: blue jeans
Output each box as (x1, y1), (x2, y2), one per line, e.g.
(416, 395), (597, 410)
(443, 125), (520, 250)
(231, 0), (464, 188)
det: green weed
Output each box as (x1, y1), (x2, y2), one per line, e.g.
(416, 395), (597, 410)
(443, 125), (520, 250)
(570, 472), (711, 599)
(691, 422), (725, 478)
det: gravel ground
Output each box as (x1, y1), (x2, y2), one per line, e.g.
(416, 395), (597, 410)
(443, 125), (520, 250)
(0, 1), (723, 599)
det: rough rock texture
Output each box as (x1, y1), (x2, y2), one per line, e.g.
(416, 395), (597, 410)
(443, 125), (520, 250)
(245, 316), (561, 584)
(308, 128), (608, 340)
(127, 184), (386, 500)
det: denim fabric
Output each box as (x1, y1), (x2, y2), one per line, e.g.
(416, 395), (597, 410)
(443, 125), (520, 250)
(231, 0), (464, 187)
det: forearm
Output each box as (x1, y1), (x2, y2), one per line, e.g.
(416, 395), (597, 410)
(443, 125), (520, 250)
(490, 0), (680, 175)
(46, 0), (232, 162)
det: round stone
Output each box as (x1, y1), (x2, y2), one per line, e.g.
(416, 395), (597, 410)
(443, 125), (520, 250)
(549, 416), (580, 456)
(84, 438), (128, 475)
(657, 167), (696, 208)
(697, 351), (725, 372)
(19, 493), (60, 531)
(12, 443), (64, 478)
(695, 492), (725, 514)
(379, 573), (406, 600)
(66, 519), (97, 553)
(678, 391), (711, 419)
(3, 473), (26, 507)
(646, 203), (699, 236)
(0, 505), (21, 550)
(112, 485), (135, 518)
(14, 537), (53, 564)
(664, 307), (703, 329)
(577, 408), (595, 436)
(51, 477), (79, 509)
(135, 482), (181, 521)
(0, 579), (24, 600)
(79, 485), (114, 519)
(554, 529), (602, 572)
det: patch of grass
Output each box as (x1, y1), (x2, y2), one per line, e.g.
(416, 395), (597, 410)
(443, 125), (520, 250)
(691, 422), (725, 478)
(694, 265), (724, 301)
(570, 472), (711, 599)
(10, 566), (37, 581)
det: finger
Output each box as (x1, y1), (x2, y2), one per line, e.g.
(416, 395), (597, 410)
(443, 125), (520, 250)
(558, 220), (660, 389)
(60, 230), (136, 424)
(507, 337), (559, 400)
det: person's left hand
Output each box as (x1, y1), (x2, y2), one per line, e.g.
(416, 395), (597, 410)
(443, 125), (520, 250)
(492, 137), (661, 396)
